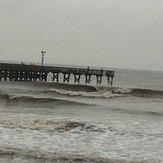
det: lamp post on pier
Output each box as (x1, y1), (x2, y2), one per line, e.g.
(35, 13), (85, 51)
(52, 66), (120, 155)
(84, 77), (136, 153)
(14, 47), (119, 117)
(41, 51), (46, 81)
(41, 51), (46, 67)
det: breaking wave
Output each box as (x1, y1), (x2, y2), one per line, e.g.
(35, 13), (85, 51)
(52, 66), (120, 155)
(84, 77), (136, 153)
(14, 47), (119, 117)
(1, 85), (163, 107)
(96, 87), (163, 99)
(47, 88), (126, 98)
(0, 93), (89, 106)
(130, 88), (163, 98)
(0, 146), (149, 163)
(45, 87), (163, 99)
(32, 82), (98, 92)
(0, 118), (85, 132)
(103, 87), (163, 98)
(0, 118), (107, 133)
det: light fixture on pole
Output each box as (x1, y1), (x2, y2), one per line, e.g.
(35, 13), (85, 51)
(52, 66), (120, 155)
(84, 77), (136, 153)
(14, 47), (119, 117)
(41, 51), (46, 67)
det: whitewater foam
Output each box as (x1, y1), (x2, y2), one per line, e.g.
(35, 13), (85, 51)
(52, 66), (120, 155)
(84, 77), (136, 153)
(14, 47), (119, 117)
(0, 117), (107, 133)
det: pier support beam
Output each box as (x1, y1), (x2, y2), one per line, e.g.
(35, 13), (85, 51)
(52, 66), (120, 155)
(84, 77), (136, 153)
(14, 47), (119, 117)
(63, 73), (71, 83)
(3, 71), (7, 81)
(74, 74), (81, 84)
(19, 71), (24, 81)
(107, 77), (114, 86)
(96, 75), (102, 85)
(36, 72), (41, 81)
(85, 75), (91, 84)
(29, 72), (33, 81)
(9, 71), (14, 81)
(40, 72), (48, 81)
(14, 71), (17, 81)
(0, 71), (2, 81)
(31, 72), (35, 81)
(52, 73), (59, 82)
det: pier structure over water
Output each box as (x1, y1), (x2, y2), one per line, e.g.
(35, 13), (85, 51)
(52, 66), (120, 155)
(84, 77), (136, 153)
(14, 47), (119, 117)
(0, 63), (115, 85)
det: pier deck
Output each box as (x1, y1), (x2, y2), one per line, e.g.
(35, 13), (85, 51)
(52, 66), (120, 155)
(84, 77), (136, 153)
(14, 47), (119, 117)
(0, 63), (114, 85)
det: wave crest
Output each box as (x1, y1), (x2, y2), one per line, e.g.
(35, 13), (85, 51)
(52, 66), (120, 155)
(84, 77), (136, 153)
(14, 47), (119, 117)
(48, 88), (126, 98)
(97, 86), (163, 99)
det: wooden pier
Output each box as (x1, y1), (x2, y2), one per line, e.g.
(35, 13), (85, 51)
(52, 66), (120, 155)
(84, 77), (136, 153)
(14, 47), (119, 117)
(0, 63), (115, 85)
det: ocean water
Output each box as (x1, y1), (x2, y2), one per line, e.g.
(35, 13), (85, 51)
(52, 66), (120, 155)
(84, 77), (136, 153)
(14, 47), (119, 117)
(0, 69), (163, 163)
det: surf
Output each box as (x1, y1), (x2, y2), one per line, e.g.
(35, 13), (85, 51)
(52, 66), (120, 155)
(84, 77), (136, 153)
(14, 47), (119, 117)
(0, 92), (90, 107)
(0, 146), (148, 163)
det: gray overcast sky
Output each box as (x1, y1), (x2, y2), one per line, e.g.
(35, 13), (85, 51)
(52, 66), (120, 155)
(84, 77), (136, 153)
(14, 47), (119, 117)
(0, 0), (163, 71)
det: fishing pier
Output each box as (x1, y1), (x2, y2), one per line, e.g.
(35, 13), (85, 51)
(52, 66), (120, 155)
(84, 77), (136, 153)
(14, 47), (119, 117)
(0, 63), (114, 85)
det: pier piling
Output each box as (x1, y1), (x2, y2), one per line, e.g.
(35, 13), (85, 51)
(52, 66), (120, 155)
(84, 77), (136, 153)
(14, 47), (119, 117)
(85, 75), (92, 84)
(96, 75), (102, 85)
(52, 73), (59, 82)
(63, 73), (71, 83)
(74, 74), (81, 84)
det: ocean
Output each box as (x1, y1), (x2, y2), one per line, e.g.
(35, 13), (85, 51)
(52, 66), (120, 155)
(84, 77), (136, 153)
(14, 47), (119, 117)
(0, 69), (162, 163)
